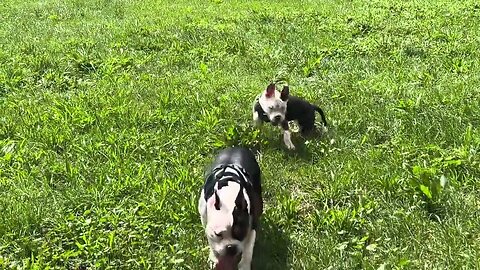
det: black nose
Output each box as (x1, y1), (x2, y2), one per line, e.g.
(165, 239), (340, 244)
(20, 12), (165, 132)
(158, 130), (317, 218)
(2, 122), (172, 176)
(274, 115), (282, 122)
(226, 244), (238, 256)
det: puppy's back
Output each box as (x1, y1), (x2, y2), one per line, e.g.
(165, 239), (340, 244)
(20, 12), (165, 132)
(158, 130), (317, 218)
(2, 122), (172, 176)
(211, 147), (260, 180)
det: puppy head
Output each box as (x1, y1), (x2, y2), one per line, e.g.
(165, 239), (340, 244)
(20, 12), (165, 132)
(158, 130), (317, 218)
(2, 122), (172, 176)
(205, 182), (251, 265)
(259, 83), (289, 125)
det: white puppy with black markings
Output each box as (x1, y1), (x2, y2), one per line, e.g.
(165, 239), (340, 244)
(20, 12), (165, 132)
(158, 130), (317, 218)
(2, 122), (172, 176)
(198, 147), (263, 270)
(253, 83), (328, 150)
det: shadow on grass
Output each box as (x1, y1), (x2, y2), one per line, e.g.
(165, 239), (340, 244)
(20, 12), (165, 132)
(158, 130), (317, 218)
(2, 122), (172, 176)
(252, 217), (290, 270)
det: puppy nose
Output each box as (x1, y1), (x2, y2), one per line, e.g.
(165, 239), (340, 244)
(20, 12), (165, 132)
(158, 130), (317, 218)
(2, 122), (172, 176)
(226, 244), (238, 256)
(274, 115), (281, 122)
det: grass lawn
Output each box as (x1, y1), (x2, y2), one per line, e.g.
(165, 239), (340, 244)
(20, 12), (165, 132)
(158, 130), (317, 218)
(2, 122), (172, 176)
(1, 0), (480, 269)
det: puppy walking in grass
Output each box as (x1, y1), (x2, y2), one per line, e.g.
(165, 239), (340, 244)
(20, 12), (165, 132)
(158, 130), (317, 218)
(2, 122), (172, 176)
(198, 147), (263, 270)
(253, 83), (328, 150)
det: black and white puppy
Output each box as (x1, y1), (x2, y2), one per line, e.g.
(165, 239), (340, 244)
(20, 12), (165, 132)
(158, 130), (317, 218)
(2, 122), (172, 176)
(198, 147), (263, 270)
(252, 83), (328, 150)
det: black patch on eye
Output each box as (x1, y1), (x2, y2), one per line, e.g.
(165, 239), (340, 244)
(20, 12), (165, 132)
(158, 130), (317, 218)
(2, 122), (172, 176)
(231, 188), (250, 241)
(232, 208), (249, 240)
(231, 220), (248, 241)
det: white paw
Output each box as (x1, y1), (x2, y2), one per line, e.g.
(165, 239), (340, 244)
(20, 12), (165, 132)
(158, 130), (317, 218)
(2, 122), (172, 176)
(285, 141), (296, 150)
(283, 130), (296, 150)
(252, 112), (262, 128)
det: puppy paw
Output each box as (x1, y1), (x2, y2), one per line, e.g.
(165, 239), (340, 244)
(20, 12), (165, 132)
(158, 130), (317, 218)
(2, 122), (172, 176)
(285, 142), (296, 150)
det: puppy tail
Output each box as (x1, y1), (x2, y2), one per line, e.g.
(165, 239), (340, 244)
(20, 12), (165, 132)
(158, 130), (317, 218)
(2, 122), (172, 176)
(313, 105), (328, 126)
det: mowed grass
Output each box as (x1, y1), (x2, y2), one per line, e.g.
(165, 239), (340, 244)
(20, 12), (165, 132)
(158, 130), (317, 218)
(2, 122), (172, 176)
(1, 0), (480, 269)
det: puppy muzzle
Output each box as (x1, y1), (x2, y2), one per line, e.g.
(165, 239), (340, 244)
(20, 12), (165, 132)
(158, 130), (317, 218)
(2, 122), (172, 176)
(225, 244), (238, 256)
(214, 244), (242, 258)
(271, 115), (283, 125)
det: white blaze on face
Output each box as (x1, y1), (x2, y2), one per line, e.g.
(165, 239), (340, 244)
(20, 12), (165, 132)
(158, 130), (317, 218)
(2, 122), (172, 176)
(205, 167), (251, 257)
(206, 183), (242, 256)
(207, 183), (240, 232)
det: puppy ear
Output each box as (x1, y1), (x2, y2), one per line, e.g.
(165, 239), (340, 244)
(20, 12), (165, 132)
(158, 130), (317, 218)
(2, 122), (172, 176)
(265, 83), (276, 98)
(280, 85), (289, 101)
(214, 191), (221, 210)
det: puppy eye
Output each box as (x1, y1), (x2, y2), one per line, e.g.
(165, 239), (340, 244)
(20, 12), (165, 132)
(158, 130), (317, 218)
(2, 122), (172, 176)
(214, 232), (223, 238)
(232, 225), (246, 240)
(268, 106), (274, 110)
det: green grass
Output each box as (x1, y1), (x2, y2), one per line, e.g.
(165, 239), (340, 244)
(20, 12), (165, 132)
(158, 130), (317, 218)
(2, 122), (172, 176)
(1, 0), (480, 269)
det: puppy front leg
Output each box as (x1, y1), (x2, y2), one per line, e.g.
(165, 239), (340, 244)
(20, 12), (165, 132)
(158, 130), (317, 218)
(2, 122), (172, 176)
(252, 110), (263, 127)
(281, 121), (295, 150)
(238, 230), (256, 270)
